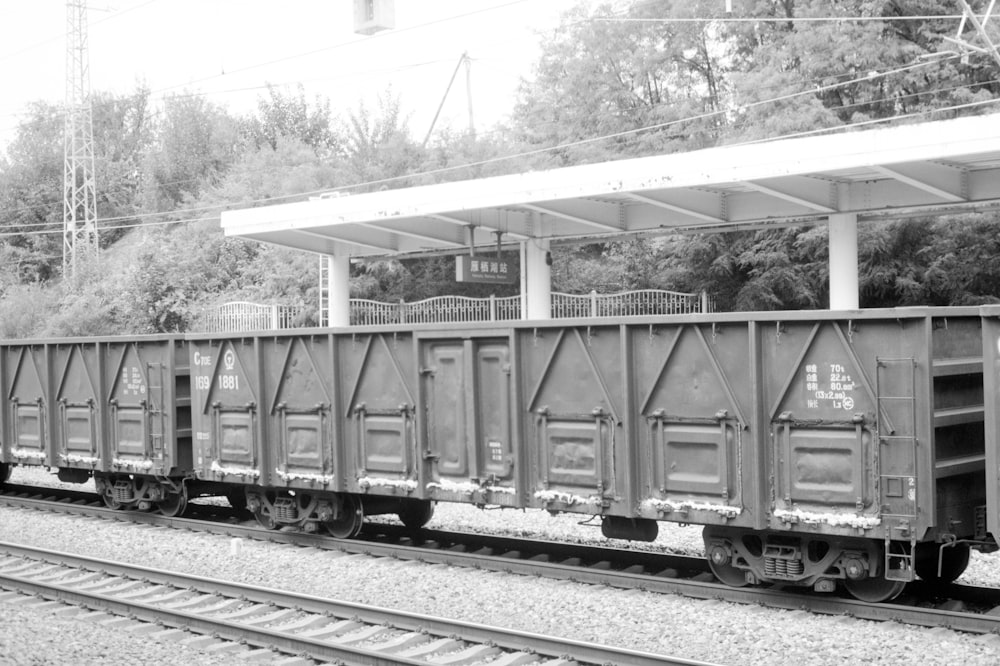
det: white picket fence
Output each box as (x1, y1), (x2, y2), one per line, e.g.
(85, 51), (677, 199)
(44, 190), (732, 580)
(195, 289), (712, 332)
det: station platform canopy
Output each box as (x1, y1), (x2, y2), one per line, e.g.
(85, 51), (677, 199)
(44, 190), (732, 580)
(221, 111), (1000, 322)
(223, 112), (1000, 256)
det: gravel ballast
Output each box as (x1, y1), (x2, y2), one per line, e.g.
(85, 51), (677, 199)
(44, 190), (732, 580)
(3, 468), (1000, 665)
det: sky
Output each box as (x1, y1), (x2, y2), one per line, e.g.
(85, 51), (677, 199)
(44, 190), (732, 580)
(0, 0), (581, 151)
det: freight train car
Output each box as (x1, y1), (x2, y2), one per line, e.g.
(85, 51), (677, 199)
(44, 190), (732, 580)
(0, 306), (996, 603)
(0, 334), (219, 516)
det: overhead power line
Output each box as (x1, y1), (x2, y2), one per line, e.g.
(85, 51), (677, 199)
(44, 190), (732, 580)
(593, 15), (972, 23)
(0, 0), (158, 65)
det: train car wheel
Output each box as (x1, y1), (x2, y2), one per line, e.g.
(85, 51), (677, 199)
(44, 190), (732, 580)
(254, 511), (279, 530)
(844, 542), (908, 602)
(101, 493), (122, 510)
(843, 575), (906, 603)
(157, 488), (188, 517)
(708, 557), (749, 587)
(325, 495), (363, 539)
(398, 500), (434, 530)
(915, 543), (971, 584)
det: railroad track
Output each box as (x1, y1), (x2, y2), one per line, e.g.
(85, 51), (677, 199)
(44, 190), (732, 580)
(0, 541), (704, 666)
(3, 484), (1000, 638)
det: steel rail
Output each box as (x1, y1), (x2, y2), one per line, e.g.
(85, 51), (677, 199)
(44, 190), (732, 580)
(3, 487), (1000, 637)
(0, 541), (709, 666)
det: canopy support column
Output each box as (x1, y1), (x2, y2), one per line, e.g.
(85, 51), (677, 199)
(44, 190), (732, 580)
(326, 255), (351, 326)
(521, 238), (551, 320)
(828, 212), (859, 310)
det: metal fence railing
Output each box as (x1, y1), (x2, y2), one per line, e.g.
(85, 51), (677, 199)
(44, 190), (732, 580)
(351, 295), (522, 326)
(195, 289), (711, 333)
(551, 289), (711, 318)
(197, 302), (310, 333)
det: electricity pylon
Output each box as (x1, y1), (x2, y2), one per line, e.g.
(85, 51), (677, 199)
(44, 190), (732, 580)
(63, 0), (98, 282)
(944, 0), (1000, 70)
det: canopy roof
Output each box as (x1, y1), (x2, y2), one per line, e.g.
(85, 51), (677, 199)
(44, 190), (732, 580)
(222, 112), (1000, 257)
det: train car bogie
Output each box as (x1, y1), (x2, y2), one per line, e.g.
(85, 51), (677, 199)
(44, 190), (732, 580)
(94, 473), (189, 516)
(703, 526), (909, 602)
(243, 488), (364, 537)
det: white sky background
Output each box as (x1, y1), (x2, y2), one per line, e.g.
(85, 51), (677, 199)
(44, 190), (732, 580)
(0, 0), (580, 152)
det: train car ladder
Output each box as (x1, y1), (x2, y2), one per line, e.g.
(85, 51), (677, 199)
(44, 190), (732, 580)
(146, 362), (166, 461)
(875, 356), (918, 581)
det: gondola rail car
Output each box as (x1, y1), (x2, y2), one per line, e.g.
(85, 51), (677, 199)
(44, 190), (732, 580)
(1, 306), (997, 602)
(0, 335), (195, 515)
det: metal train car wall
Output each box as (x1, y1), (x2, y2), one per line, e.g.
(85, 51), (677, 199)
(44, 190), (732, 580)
(1, 306), (998, 603)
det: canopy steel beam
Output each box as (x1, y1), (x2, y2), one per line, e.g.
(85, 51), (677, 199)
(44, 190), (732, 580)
(297, 229), (397, 253)
(428, 213), (530, 240)
(361, 222), (465, 247)
(742, 180), (837, 213)
(519, 203), (623, 232)
(625, 192), (726, 224)
(870, 164), (966, 202)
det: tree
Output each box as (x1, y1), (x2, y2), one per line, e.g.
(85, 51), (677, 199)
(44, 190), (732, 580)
(243, 84), (337, 155)
(0, 88), (159, 285)
(857, 218), (933, 307)
(724, 0), (1000, 140)
(662, 228), (827, 311)
(922, 215), (1000, 305)
(90, 87), (154, 244)
(511, 0), (728, 164)
(337, 93), (424, 191)
(0, 101), (67, 284)
(141, 93), (241, 212)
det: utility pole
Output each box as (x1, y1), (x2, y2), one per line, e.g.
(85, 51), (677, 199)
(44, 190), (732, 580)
(64, 0), (98, 283)
(423, 52), (475, 148)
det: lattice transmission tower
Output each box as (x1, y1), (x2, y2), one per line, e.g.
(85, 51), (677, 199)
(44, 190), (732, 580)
(64, 0), (98, 282)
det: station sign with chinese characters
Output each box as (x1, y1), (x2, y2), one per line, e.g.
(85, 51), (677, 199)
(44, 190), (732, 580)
(455, 255), (517, 284)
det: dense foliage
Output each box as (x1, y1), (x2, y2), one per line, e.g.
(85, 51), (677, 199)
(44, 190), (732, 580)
(1, 0), (999, 336)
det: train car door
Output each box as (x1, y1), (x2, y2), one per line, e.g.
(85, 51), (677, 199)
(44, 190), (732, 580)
(421, 337), (514, 496)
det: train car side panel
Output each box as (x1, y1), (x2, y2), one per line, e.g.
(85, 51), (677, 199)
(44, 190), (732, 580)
(2, 343), (51, 468)
(262, 334), (337, 489)
(338, 331), (421, 497)
(758, 316), (927, 539)
(631, 320), (755, 528)
(190, 337), (262, 485)
(518, 324), (628, 515)
(51, 341), (105, 476)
